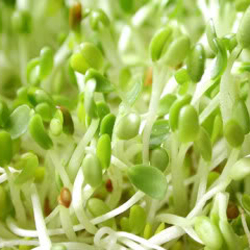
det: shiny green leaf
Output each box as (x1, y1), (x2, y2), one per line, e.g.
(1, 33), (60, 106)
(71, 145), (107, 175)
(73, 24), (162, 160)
(6, 105), (31, 139)
(128, 164), (168, 200)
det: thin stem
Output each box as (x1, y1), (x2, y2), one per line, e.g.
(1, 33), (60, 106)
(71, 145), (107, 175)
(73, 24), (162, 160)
(212, 148), (239, 187)
(106, 165), (123, 209)
(91, 191), (144, 225)
(171, 136), (190, 216)
(72, 169), (97, 234)
(239, 207), (250, 248)
(191, 160), (209, 208)
(142, 65), (170, 164)
(149, 225), (185, 246)
(188, 178), (231, 219)
(30, 183), (51, 249)
(68, 118), (99, 182)
(220, 47), (242, 123)
(59, 205), (77, 241)
(5, 167), (27, 225)
(156, 213), (193, 228)
(49, 151), (73, 191)
(199, 93), (220, 124)
(45, 205), (60, 224)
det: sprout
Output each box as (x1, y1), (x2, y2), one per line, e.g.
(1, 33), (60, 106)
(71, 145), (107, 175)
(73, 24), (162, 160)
(229, 156), (250, 180)
(2, 1), (250, 249)
(224, 119), (245, 148)
(116, 113), (141, 140)
(187, 44), (206, 83)
(127, 164), (168, 200)
(178, 105), (200, 143)
(206, 19), (218, 53)
(97, 134), (111, 169)
(194, 216), (223, 249)
(87, 198), (116, 228)
(174, 69), (190, 85)
(14, 152), (39, 185)
(128, 205), (146, 234)
(194, 127), (212, 162)
(70, 43), (104, 74)
(149, 27), (173, 62)
(100, 113), (116, 137)
(169, 95), (191, 131)
(81, 153), (103, 188)
(6, 105), (31, 139)
(39, 47), (54, 80)
(89, 9), (110, 31)
(157, 94), (177, 117)
(163, 35), (191, 67)
(150, 147), (169, 172)
(237, 6), (250, 49)
(29, 114), (53, 150)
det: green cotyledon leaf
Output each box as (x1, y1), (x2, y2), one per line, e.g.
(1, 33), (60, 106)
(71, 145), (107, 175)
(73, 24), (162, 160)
(150, 119), (170, 149)
(6, 105), (31, 139)
(211, 38), (227, 80)
(125, 76), (143, 106)
(128, 164), (168, 200)
(15, 152), (39, 185)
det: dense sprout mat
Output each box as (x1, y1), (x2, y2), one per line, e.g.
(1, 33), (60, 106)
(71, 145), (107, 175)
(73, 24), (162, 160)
(2, 0), (250, 249)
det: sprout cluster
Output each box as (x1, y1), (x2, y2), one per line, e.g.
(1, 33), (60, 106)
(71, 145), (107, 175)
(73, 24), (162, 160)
(2, 0), (250, 249)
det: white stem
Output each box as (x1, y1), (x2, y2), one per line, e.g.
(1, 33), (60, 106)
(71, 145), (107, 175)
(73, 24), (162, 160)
(107, 165), (123, 209)
(149, 226), (185, 245)
(45, 205), (60, 224)
(5, 167), (27, 225)
(49, 151), (73, 190)
(91, 191), (144, 225)
(188, 179), (231, 219)
(59, 205), (77, 241)
(240, 207), (250, 248)
(116, 232), (166, 250)
(143, 66), (169, 164)
(196, 161), (209, 203)
(171, 138), (190, 215)
(199, 93), (220, 124)
(72, 169), (97, 234)
(212, 149), (239, 186)
(0, 240), (39, 248)
(220, 47), (242, 123)
(111, 156), (128, 171)
(156, 214), (193, 228)
(30, 183), (51, 249)
(68, 118), (99, 181)
(0, 173), (7, 184)
(191, 60), (216, 105)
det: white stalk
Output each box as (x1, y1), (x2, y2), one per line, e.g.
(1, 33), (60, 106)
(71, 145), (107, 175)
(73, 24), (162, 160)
(30, 183), (51, 249)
